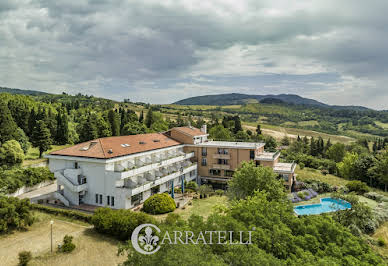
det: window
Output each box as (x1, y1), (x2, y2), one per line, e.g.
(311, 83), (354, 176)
(217, 148), (228, 154)
(201, 158), (207, 166)
(250, 150), (255, 160)
(99, 194), (102, 204)
(107, 196), (110, 205)
(202, 147), (207, 156)
(224, 170), (234, 177)
(111, 197), (114, 207)
(95, 194), (98, 204)
(75, 162), (79, 169)
(190, 170), (196, 177)
(218, 159), (228, 165)
(209, 169), (221, 176)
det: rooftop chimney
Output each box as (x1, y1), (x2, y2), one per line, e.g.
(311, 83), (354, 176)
(201, 124), (207, 134)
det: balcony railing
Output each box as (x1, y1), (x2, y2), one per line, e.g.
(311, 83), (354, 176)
(213, 153), (230, 159)
(117, 163), (197, 197)
(212, 164), (230, 170)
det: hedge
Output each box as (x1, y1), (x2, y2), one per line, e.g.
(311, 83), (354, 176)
(143, 193), (176, 214)
(31, 204), (92, 223)
(91, 208), (157, 240)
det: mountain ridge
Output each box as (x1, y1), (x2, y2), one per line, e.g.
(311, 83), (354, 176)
(173, 93), (371, 110)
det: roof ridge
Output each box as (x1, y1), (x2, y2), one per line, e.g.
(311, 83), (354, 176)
(99, 138), (106, 157)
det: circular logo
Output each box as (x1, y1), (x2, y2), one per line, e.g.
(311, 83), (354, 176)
(131, 223), (161, 255)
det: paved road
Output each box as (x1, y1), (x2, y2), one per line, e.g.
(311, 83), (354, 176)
(17, 180), (57, 200)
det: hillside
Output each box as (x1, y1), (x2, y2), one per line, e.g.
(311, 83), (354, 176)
(174, 93), (371, 110)
(0, 86), (50, 96)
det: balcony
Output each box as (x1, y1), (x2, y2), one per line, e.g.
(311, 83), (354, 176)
(117, 163), (197, 197)
(212, 164), (230, 170)
(213, 153), (230, 159)
(111, 152), (195, 180)
(55, 171), (88, 193)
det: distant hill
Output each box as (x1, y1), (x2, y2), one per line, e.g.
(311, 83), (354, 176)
(0, 87), (50, 96)
(174, 93), (371, 110)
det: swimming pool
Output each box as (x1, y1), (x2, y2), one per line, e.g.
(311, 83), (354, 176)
(294, 197), (351, 215)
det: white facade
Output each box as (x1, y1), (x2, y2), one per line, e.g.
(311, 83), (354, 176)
(46, 145), (197, 209)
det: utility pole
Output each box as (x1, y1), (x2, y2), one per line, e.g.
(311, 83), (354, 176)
(50, 220), (54, 252)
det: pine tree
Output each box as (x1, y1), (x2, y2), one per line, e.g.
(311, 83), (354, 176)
(0, 101), (19, 143)
(145, 108), (154, 128)
(31, 120), (52, 157)
(310, 137), (317, 156)
(27, 108), (37, 136)
(108, 109), (120, 136)
(56, 109), (69, 144)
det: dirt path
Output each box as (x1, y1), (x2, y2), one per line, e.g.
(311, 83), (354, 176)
(244, 125), (299, 140)
(0, 218), (89, 266)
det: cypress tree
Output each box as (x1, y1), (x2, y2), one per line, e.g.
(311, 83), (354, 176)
(139, 110), (144, 123)
(108, 109), (120, 136)
(145, 108), (154, 128)
(0, 101), (19, 143)
(31, 120), (52, 158)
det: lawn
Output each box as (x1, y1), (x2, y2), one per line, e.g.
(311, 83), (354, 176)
(153, 195), (228, 221)
(23, 144), (72, 166)
(372, 222), (388, 260)
(0, 211), (125, 266)
(295, 167), (349, 187)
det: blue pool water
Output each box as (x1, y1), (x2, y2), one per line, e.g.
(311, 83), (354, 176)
(294, 197), (351, 215)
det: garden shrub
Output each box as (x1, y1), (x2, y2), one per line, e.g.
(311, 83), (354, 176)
(215, 189), (224, 196)
(61, 235), (76, 253)
(377, 237), (386, 247)
(364, 192), (388, 202)
(92, 208), (157, 240)
(346, 180), (370, 194)
(143, 193), (176, 214)
(185, 181), (198, 191)
(303, 179), (333, 193)
(18, 251), (32, 266)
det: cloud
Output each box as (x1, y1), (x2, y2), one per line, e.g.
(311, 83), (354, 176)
(0, 0), (387, 109)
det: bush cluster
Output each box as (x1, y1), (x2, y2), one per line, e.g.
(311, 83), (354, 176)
(302, 179), (333, 193)
(0, 167), (54, 194)
(364, 192), (388, 202)
(18, 251), (32, 266)
(285, 153), (337, 174)
(91, 208), (156, 240)
(289, 189), (318, 203)
(143, 193), (176, 214)
(61, 235), (76, 253)
(346, 180), (370, 194)
(0, 196), (34, 233)
(31, 204), (92, 223)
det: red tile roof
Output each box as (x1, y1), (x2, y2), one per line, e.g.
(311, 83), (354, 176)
(172, 127), (207, 137)
(50, 133), (181, 159)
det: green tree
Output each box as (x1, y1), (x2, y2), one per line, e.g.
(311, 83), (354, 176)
(233, 116), (242, 134)
(78, 116), (98, 142)
(280, 136), (290, 146)
(264, 136), (277, 152)
(256, 124), (262, 135)
(228, 161), (286, 201)
(122, 121), (147, 135)
(368, 151), (388, 191)
(16, 128), (30, 154)
(235, 130), (249, 141)
(31, 121), (52, 158)
(55, 109), (69, 145)
(209, 125), (232, 140)
(326, 143), (346, 163)
(145, 108), (154, 128)
(138, 110), (144, 123)
(0, 140), (24, 167)
(0, 101), (19, 143)
(108, 110), (120, 136)
(337, 152), (358, 179)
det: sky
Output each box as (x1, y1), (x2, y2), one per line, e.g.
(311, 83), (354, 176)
(1, 0), (388, 109)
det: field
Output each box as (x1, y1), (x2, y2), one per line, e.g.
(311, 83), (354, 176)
(243, 123), (355, 144)
(0, 211), (125, 266)
(152, 196), (227, 221)
(295, 167), (349, 186)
